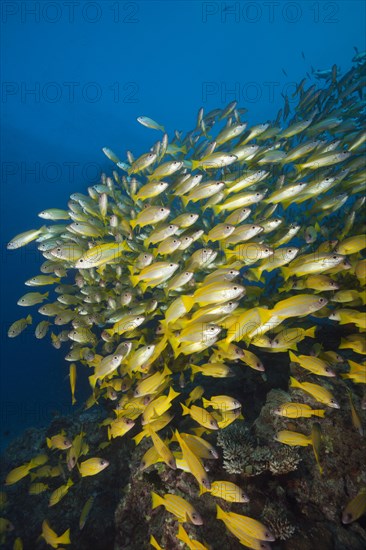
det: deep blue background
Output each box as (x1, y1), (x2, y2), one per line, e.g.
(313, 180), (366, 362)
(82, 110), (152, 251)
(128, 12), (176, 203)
(1, 0), (365, 448)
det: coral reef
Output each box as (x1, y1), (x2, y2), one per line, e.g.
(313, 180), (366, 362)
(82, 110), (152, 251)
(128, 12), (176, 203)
(262, 502), (296, 541)
(2, 57), (366, 549)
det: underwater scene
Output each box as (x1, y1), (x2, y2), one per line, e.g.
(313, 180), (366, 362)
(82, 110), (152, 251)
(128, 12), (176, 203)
(1, 1), (366, 548)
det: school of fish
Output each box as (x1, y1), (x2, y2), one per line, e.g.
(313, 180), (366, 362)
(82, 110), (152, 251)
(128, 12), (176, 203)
(3, 54), (366, 548)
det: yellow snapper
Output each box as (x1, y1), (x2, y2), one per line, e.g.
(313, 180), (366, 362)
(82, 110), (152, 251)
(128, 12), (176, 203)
(151, 491), (203, 524)
(41, 520), (70, 548)
(290, 377), (340, 408)
(8, 315), (32, 337)
(200, 480), (249, 503)
(78, 457), (109, 477)
(273, 402), (325, 418)
(342, 487), (366, 524)
(289, 350), (336, 377)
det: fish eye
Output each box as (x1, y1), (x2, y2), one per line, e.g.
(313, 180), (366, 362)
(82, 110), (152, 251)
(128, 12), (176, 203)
(169, 263), (174, 267)
(210, 420), (217, 427)
(319, 298), (325, 303)
(288, 249), (292, 253)
(185, 272), (189, 276)
(233, 286), (238, 290)
(169, 225), (174, 229)
(160, 208), (165, 212)
(192, 513), (197, 519)
(332, 255), (337, 260)
(274, 339), (279, 345)
(148, 153), (154, 158)
(79, 259), (84, 263)
(265, 249), (269, 253)
(114, 356), (119, 360)
(190, 214), (195, 218)
(256, 193), (261, 196)
(252, 225), (256, 229)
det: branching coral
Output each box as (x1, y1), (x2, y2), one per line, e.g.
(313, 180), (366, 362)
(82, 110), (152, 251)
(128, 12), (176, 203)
(262, 502), (296, 540)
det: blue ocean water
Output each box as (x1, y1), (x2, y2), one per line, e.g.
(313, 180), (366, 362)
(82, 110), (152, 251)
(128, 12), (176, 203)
(0, 0), (365, 449)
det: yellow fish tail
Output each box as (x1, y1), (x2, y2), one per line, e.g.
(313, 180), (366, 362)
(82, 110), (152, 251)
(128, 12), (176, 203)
(181, 403), (190, 416)
(305, 326), (317, 338)
(180, 295), (194, 313)
(290, 376), (301, 389)
(151, 491), (164, 510)
(58, 528), (71, 545)
(216, 504), (226, 520)
(289, 350), (298, 363)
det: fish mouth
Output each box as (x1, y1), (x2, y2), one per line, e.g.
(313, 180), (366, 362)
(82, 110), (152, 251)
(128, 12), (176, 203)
(264, 531), (276, 542)
(191, 515), (204, 526)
